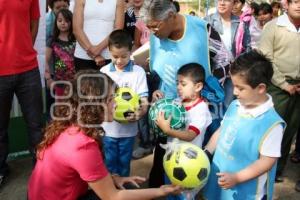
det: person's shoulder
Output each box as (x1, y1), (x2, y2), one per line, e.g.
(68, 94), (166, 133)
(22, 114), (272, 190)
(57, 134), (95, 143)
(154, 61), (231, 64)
(198, 99), (210, 109)
(62, 126), (98, 149)
(189, 99), (210, 113)
(46, 11), (53, 19)
(100, 64), (110, 73)
(46, 12), (55, 25)
(225, 99), (240, 113)
(267, 107), (285, 124)
(264, 18), (278, 29)
(186, 14), (206, 23)
(186, 15), (208, 31)
(204, 13), (217, 22)
(231, 15), (240, 21)
(132, 64), (146, 72)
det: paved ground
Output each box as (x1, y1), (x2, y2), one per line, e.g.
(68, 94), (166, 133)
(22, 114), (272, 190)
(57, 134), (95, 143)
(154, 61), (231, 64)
(0, 151), (299, 200)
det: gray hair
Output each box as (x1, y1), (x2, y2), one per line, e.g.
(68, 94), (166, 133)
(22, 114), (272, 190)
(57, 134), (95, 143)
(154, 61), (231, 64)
(140, 0), (177, 23)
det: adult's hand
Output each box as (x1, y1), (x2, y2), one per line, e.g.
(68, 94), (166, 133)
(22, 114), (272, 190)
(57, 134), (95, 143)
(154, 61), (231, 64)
(283, 84), (297, 95)
(46, 78), (54, 89)
(87, 45), (101, 58)
(94, 55), (106, 66)
(111, 175), (146, 189)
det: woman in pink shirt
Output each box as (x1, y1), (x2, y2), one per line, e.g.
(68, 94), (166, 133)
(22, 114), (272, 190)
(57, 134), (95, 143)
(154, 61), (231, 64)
(28, 70), (181, 200)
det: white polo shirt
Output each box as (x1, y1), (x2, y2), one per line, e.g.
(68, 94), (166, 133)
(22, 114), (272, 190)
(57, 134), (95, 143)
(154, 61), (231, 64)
(168, 98), (212, 148)
(100, 61), (148, 138)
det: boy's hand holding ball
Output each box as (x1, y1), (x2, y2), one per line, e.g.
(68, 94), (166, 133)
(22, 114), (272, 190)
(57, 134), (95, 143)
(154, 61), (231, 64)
(155, 111), (172, 136)
(217, 172), (239, 189)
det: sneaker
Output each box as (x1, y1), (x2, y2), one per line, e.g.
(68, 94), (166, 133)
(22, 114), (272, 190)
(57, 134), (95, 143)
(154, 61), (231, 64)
(275, 172), (284, 183)
(296, 180), (300, 192)
(132, 147), (152, 159)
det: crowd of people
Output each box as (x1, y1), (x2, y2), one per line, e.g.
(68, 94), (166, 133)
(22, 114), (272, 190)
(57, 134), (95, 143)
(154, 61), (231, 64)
(0, 0), (299, 199)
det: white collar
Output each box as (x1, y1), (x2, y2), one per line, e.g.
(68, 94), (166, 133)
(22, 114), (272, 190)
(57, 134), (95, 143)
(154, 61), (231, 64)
(276, 13), (300, 33)
(237, 94), (274, 118)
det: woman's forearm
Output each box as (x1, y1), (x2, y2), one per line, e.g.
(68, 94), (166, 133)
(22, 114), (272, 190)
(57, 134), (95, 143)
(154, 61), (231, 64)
(73, 0), (92, 51)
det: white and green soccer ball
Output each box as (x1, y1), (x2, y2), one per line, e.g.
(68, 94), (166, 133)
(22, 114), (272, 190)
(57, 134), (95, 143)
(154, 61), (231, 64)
(148, 98), (187, 137)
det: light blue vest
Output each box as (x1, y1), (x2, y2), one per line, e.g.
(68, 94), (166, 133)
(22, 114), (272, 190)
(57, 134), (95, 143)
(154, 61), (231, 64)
(150, 15), (210, 99)
(203, 100), (285, 200)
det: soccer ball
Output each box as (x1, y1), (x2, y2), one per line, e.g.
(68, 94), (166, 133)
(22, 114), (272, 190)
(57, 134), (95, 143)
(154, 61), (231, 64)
(163, 142), (210, 189)
(148, 98), (187, 137)
(114, 87), (140, 123)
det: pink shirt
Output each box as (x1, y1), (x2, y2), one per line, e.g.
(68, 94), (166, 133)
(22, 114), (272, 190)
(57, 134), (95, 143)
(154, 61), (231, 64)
(135, 20), (150, 45)
(28, 126), (108, 200)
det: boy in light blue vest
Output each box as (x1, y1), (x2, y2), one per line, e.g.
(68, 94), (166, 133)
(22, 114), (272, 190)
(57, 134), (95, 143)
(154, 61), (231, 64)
(203, 50), (285, 200)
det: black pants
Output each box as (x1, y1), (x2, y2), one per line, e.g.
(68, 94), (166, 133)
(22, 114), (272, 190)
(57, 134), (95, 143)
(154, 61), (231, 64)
(295, 125), (300, 154)
(148, 136), (167, 188)
(0, 68), (43, 175)
(74, 57), (111, 72)
(261, 195), (267, 200)
(78, 190), (100, 200)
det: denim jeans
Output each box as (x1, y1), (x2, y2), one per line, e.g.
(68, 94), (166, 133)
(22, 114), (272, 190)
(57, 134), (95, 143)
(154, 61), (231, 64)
(102, 136), (135, 176)
(0, 68), (43, 175)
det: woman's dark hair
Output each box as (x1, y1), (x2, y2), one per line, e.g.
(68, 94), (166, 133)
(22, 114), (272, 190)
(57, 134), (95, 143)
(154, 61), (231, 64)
(53, 8), (75, 42)
(48, 0), (70, 9)
(177, 63), (205, 84)
(259, 3), (273, 14)
(230, 50), (273, 88)
(250, 2), (260, 16)
(37, 70), (116, 158)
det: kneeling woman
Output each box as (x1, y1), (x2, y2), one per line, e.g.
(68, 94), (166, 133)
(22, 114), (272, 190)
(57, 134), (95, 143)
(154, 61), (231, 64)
(28, 70), (181, 200)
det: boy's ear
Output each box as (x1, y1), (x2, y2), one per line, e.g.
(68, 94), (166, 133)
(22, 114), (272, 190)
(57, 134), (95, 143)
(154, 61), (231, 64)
(257, 83), (267, 94)
(195, 82), (204, 93)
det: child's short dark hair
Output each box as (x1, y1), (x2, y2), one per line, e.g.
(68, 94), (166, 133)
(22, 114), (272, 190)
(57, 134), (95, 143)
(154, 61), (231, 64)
(108, 30), (133, 51)
(237, 0), (246, 5)
(259, 3), (273, 14)
(48, 0), (70, 9)
(250, 2), (260, 16)
(177, 63), (205, 84)
(230, 50), (273, 88)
